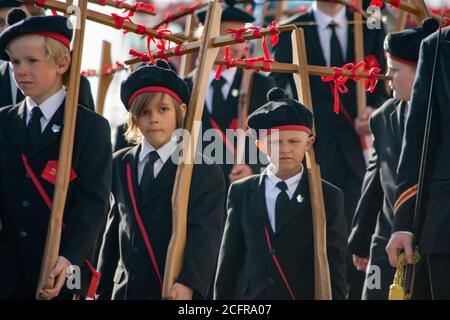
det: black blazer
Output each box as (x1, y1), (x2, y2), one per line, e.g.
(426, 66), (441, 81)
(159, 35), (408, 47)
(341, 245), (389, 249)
(185, 70), (275, 187)
(348, 98), (405, 299)
(393, 27), (450, 255)
(214, 172), (347, 300)
(96, 145), (226, 300)
(0, 100), (112, 298)
(0, 62), (96, 111)
(271, 10), (388, 182)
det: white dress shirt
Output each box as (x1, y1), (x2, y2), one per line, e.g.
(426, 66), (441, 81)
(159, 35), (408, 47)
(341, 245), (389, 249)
(25, 88), (66, 131)
(205, 68), (237, 114)
(138, 137), (178, 184)
(264, 164), (304, 232)
(312, 2), (348, 67)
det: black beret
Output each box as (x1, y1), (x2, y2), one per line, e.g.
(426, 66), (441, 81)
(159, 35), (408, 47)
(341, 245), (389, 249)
(197, 0), (254, 25)
(384, 18), (440, 66)
(121, 59), (190, 110)
(247, 88), (314, 138)
(0, 8), (73, 61)
(0, 0), (21, 9)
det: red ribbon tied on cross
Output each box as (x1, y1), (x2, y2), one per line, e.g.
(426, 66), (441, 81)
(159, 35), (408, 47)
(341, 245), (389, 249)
(102, 61), (125, 76)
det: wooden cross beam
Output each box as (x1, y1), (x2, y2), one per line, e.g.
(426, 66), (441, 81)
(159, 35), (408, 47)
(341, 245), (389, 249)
(22, 0), (183, 44)
(178, 12), (198, 78)
(163, 0), (222, 299)
(88, 0), (156, 16)
(36, 0), (88, 299)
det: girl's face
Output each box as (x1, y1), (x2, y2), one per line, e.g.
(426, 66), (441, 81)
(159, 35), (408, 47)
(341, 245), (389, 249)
(8, 35), (69, 104)
(386, 57), (416, 102)
(136, 93), (186, 149)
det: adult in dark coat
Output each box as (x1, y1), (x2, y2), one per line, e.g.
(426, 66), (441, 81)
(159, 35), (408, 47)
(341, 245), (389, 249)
(348, 98), (405, 299)
(271, 2), (388, 299)
(387, 26), (450, 299)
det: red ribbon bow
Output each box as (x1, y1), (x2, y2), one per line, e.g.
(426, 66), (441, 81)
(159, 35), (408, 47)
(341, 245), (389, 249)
(364, 67), (381, 93)
(102, 61), (124, 76)
(215, 46), (236, 80)
(321, 67), (350, 114)
(129, 50), (150, 62)
(267, 21), (280, 46)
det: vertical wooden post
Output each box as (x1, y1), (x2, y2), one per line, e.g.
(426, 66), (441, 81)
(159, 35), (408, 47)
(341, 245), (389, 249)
(179, 13), (197, 78)
(291, 27), (332, 300)
(163, 0), (222, 299)
(95, 40), (113, 115)
(36, 0), (88, 299)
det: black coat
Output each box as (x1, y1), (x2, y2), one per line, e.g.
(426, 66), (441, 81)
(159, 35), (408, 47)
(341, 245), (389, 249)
(271, 10), (388, 183)
(185, 70), (274, 187)
(96, 145), (226, 300)
(348, 98), (406, 299)
(0, 62), (96, 111)
(0, 100), (112, 298)
(393, 27), (450, 255)
(214, 172), (347, 300)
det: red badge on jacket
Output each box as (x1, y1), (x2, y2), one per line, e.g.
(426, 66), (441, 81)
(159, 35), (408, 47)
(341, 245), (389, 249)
(41, 160), (77, 185)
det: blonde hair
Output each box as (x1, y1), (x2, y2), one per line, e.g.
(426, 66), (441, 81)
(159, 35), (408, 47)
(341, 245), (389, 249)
(124, 92), (185, 144)
(6, 35), (71, 85)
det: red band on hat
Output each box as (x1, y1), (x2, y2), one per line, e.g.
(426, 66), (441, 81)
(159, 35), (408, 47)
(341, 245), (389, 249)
(34, 32), (70, 49)
(262, 125), (312, 137)
(386, 53), (418, 67)
(128, 86), (182, 108)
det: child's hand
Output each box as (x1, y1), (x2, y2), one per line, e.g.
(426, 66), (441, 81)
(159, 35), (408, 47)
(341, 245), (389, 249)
(229, 164), (253, 182)
(39, 256), (71, 300)
(168, 282), (193, 300)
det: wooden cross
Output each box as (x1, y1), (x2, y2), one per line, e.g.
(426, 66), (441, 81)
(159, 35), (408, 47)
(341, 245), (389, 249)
(96, 40), (114, 115)
(36, 0), (88, 299)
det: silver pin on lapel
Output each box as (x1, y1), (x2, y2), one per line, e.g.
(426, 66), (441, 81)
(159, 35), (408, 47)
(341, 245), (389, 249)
(231, 89), (239, 97)
(51, 124), (61, 133)
(297, 194), (304, 203)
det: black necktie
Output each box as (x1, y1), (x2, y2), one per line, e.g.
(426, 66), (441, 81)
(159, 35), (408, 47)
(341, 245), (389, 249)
(211, 77), (227, 127)
(275, 181), (290, 232)
(328, 22), (345, 67)
(140, 151), (160, 196)
(28, 107), (43, 149)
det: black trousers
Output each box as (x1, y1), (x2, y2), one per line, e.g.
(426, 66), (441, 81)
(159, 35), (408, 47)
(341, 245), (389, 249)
(412, 253), (450, 300)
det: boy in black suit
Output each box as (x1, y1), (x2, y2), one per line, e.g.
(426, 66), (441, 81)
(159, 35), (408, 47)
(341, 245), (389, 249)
(97, 60), (225, 300)
(0, 9), (112, 299)
(214, 88), (347, 300)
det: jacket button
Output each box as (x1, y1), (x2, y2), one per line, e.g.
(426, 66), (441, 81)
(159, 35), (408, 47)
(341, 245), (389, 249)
(20, 231), (27, 238)
(268, 277), (274, 284)
(22, 200), (30, 208)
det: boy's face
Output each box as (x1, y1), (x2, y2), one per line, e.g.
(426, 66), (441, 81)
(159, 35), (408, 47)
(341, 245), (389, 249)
(8, 35), (69, 104)
(263, 130), (315, 175)
(386, 57), (416, 101)
(136, 93), (186, 149)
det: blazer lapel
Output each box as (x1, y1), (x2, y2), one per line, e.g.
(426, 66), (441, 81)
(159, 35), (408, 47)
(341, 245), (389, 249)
(389, 100), (405, 153)
(28, 101), (65, 159)
(249, 173), (273, 235)
(2, 101), (31, 154)
(275, 171), (310, 236)
(123, 145), (143, 207)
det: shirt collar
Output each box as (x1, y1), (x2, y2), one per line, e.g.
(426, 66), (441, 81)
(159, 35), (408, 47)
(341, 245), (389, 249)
(312, 2), (347, 31)
(265, 163), (304, 194)
(139, 136), (178, 164)
(26, 88), (66, 121)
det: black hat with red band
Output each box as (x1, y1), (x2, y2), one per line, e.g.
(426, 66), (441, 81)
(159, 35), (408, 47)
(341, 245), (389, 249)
(121, 59), (190, 110)
(0, 8), (73, 61)
(247, 87), (314, 138)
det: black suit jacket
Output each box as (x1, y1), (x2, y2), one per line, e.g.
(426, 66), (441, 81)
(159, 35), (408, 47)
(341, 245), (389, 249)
(96, 146), (226, 300)
(0, 62), (96, 111)
(348, 98), (405, 299)
(0, 100), (112, 298)
(214, 172), (347, 300)
(185, 70), (274, 187)
(393, 27), (450, 255)
(271, 10), (388, 183)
